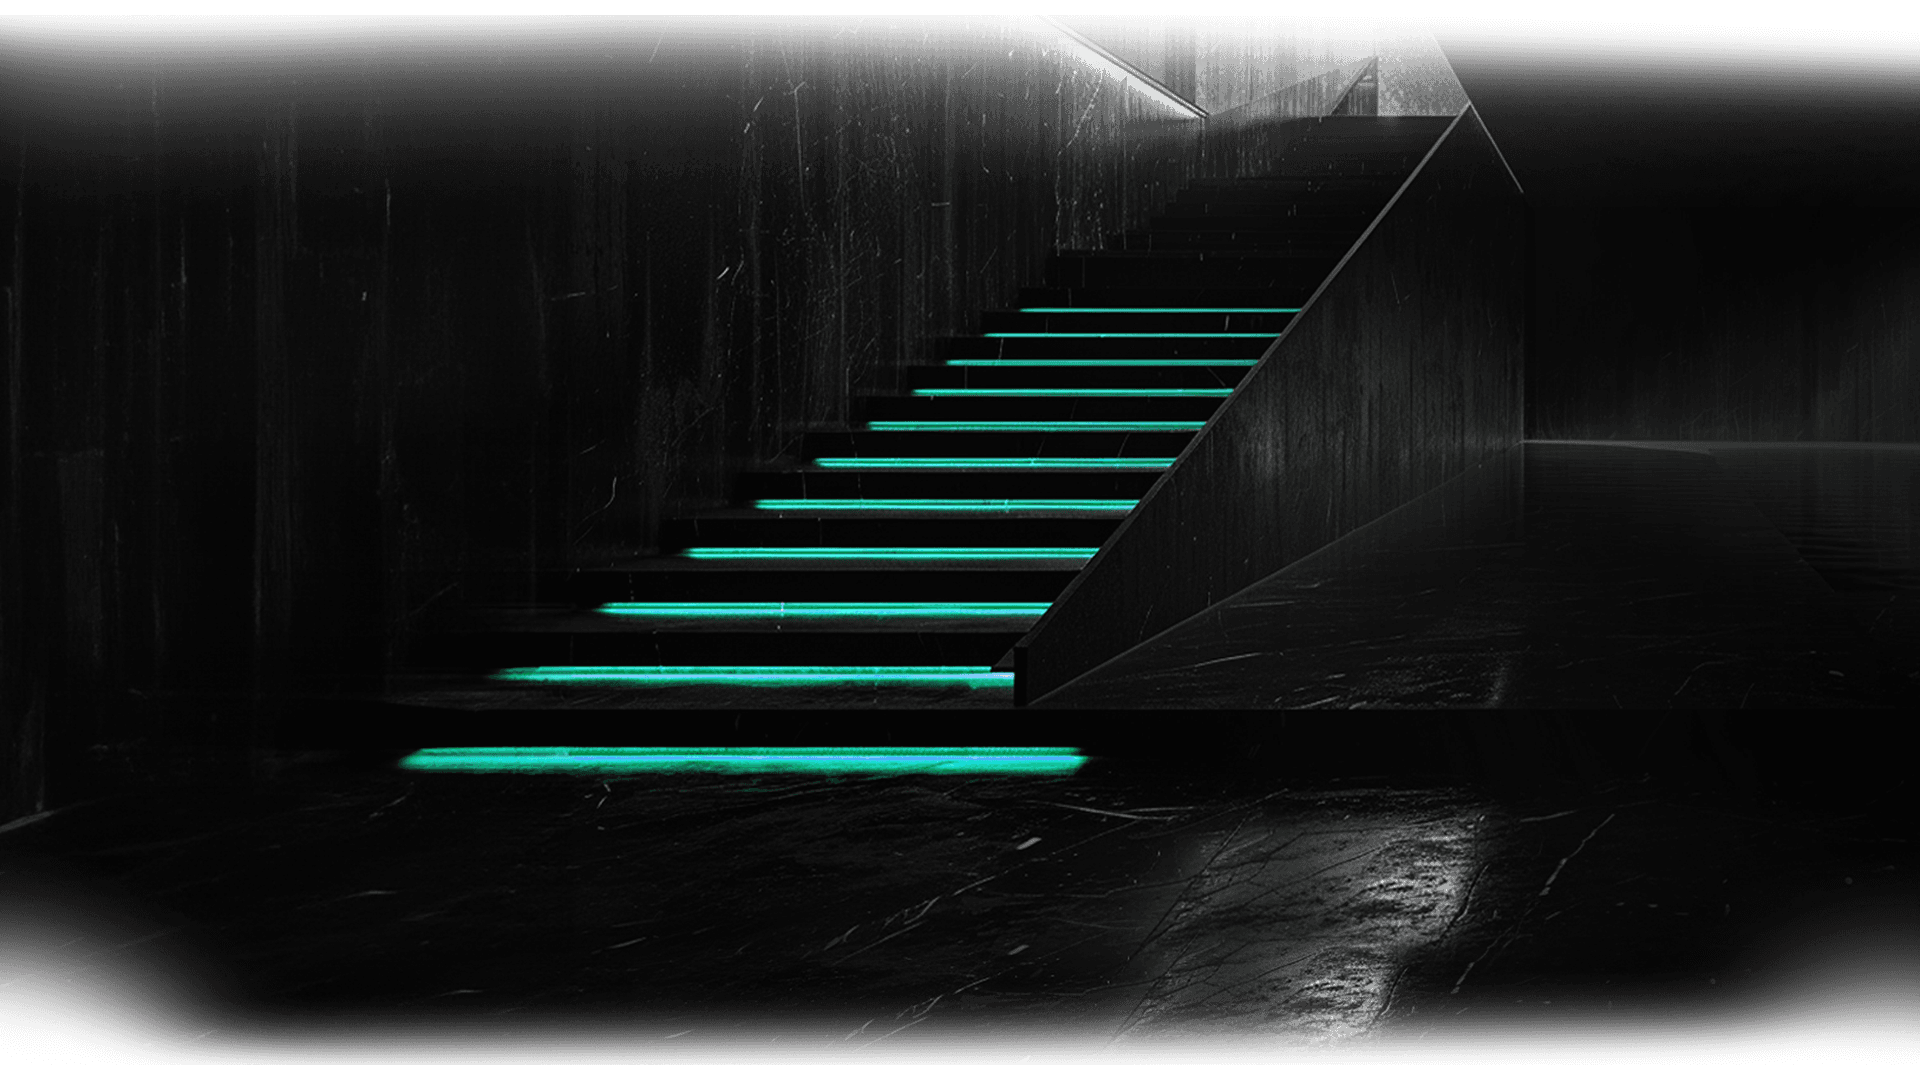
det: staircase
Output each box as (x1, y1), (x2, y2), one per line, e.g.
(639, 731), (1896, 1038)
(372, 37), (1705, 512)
(401, 117), (1454, 714)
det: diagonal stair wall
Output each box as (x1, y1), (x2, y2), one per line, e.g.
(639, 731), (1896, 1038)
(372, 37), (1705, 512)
(1014, 106), (1527, 704)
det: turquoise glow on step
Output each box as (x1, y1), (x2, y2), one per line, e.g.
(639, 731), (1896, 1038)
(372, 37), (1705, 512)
(812, 457), (1174, 469)
(400, 746), (1084, 775)
(909, 388), (1231, 397)
(598, 601), (1051, 618)
(981, 332), (1275, 338)
(487, 667), (1015, 688)
(753, 498), (1136, 512)
(1017, 307), (1300, 313)
(865, 420), (1203, 431)
(678, 546), (1096, 561)
(945, 359), (1258, 367)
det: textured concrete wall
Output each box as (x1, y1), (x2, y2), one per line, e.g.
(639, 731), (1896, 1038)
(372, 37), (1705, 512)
(1016, 106), (1527, 704)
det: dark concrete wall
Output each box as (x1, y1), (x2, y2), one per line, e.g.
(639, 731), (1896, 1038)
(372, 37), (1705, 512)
(1016, 106), (1526, 704)
(1526, 207), (1920, 440)
(0, 23), (1366, 812)
(1440, 42), (1920, 441)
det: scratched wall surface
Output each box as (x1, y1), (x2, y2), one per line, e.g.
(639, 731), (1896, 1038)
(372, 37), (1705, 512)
(727, 22), (1203, 438)
(1017, 107), (1527, 704)
(1, 16), (764, 799)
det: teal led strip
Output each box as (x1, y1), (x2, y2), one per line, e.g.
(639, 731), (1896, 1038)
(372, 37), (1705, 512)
(678, 546), (1096, 561)
(400, 746), (1085, 775)
(753, 498), (1137, 512)
(945, 359), (1258, 367)
(866, 420), (1203, 432)
(982, 332), (1275, 339)
(910, 388), (1231, 397)
(1017, 307), (1300, 313)
(599, 602), (1051, 618)
(489, 667), (1013, 687)
(813, 457), (1174, 468)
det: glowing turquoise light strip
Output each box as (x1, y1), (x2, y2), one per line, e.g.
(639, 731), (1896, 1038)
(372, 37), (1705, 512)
(598, 601), (1051, 618)
(982, 332), (1275, 338)
(945, 359), (1258, 367)
(489, 666), (1015, 687)
(812, 457), (1174, 468)
(1017, 307), (1299, 313)
(910, 388), (1231, 397)
(753, 498), (1137, 512)
(400, 746), (1085, 775)
(866, 420), (1203, 431)
(678, 547), (1096, 561)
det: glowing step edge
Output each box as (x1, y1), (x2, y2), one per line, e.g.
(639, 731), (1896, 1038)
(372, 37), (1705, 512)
(910, 388), (1231, 397)
(754, 498), (1136, 512)
(401, 746), (1085, 775)
(945, 359), (1258, 367)
(598, 602), (1052, 618)
(812, 457), (1174, 469)
(488, 667), (1014, 688)
(865, 420), (1203, 432)
(1017, 307), (1300, 313)
(677, 546), (1097, 561)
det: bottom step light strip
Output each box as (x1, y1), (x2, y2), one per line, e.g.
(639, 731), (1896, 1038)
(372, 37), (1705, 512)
(490, 665), (1013, 687)
(752, 498), (1136, 512)
(677, 546), (1096, 561)
(400, 747), (1085, 775)
(598, 602), (1051, 618)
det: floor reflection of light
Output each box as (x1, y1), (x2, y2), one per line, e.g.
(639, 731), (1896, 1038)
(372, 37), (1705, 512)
(1115, 800), (1484, 1044)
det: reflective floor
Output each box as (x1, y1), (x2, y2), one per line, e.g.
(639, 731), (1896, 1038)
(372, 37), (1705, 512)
(0, 749), (1912, 1057)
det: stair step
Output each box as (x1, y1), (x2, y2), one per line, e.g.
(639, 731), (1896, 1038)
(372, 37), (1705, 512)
(735, 469), (1161, 500)
(1013, 286), (1315, 308)
(660, 513), (1123, 548)
(546, 564), (1083, 603)
(413, 628), (1026, 670)
(978, 310), (1295, 333)
(1045, 253), (1338, 288)
(856, 394), (1224, 422)
(901, 363), (1252, 389)
(794, 429), (1199, 458)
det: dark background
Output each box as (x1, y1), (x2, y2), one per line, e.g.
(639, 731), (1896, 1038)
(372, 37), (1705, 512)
(4, 26), (1919, 818)
(1441, 42), (1920, 440)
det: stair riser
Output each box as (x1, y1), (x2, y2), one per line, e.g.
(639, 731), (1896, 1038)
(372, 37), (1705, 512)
(1044, 257), (1336, 289)
(551, 568), (1081, 603)
(979, 311), (1295, 334)
(795, 430), (1198, 457)
(734, 471), (1161, 500)
(855, 397), (1225, 422)
(937, 335), (1274, 359)
(899, 365), (1252, 390)
(412, 631), (1024, 669)
(660, 516), (1122, 548)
